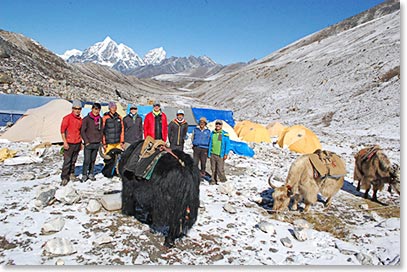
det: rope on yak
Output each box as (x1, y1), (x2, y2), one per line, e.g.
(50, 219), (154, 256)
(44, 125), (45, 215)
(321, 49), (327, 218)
(159, 145), (185, 167)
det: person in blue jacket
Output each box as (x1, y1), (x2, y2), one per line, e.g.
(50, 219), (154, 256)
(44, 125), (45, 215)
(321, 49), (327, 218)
(208, 120), (231, 185)
(191, 117), (211, 176)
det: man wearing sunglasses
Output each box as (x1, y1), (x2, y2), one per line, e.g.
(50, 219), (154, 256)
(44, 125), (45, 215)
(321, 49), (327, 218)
(208, 120), (231, 185)
(60, 100), (83, 186)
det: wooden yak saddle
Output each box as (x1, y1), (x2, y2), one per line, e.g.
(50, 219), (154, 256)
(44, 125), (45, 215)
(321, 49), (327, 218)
(309, 149), (347, 179)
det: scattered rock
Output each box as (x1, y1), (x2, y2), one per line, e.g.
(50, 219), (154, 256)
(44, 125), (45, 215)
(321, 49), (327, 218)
(43, 238), (76, 256)
(293, 219), (313, 229)
(100, 193), (122, 211)
(41, 216), (65, 234)
(55, 186), (80, 205)
(55, 259), (65, 265)
(93, 235), (113, 246)
(18, 173), (36, 181)
(293, 227), (308, 241)
(35, 187), (56, 207)
(0, 72), (13, 84)
(376, 218), (400, 229)
(218, 183), (236, 196)
(370, 211), (383, 222)
(223, 203), (237, 214)
(360, 204), (369, 210)
(356, 252), (376, 265)
(86, 199), (102, 213)
(335, 239), (360, 255)
(257, 221), (276, 234)
(280, 237), (293, 248)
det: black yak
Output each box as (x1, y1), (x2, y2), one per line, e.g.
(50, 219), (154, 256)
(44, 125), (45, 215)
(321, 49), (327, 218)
(118, 138), (200, 248)
(100, 147), (123, 178)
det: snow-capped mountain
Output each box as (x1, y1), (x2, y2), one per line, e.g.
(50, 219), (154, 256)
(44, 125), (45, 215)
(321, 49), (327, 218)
(62, 37), (218, 77)
(58, 49), (82, 60)
(143, 47), (166, 65)
(66, 36), (145, 72)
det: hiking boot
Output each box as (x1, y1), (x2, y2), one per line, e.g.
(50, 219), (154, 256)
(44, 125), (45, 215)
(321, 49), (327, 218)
(61, 179), (69, 186)
(80, 175), (88, 183)
(69, 174), (76, 181)
(209, 180), (217, 185)
(88, 174), (96, 181)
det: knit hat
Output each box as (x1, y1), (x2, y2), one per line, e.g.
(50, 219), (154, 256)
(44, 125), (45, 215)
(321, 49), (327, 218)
(153, 101), (160, 107)
(108, 101), (117, 108)
(72, 100), (82, 108)
(177, 109), (185, 115)
(130, 104), (138, 110)
(199, 117), (207, 124)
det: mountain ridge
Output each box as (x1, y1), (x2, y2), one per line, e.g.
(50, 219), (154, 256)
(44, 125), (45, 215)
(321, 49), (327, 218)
(61, 36), (219, 77)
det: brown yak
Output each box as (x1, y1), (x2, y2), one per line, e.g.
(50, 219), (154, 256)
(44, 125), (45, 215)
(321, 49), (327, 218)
(268, 150), (346, 212)
(354, 146), (400, 202)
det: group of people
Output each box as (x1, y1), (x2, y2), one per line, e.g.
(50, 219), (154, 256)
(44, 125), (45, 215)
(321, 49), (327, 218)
(60, 100), (231, 186)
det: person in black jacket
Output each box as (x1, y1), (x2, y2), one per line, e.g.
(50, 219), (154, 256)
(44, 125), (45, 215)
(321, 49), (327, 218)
(123, 104), (143, 149)
(80, 103), (102, 182)
(168, 109), (188, 151)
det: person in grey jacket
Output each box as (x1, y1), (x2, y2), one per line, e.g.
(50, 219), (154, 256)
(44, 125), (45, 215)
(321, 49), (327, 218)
(168, 109), (188, 151)
(123, 104), (143, 149)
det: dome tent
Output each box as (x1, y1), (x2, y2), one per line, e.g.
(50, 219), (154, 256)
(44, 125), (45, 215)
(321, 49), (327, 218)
(277, 125), (321, 154)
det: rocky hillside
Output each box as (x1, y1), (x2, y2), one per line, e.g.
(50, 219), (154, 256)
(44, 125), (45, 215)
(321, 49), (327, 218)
(0, 30), (177, 104)
(188, 0), (400, 144)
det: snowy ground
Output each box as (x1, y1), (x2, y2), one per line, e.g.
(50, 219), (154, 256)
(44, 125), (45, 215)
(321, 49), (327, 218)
(0, 131), (400, 266)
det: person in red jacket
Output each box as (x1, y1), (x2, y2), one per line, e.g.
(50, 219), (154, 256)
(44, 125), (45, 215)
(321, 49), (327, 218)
(143, 101), (168, 141)
(60, 100), (83, 186)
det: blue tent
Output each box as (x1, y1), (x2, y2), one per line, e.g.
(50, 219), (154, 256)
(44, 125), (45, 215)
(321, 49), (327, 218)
(229, 140), (255, 157)
(0, 94), (57, 126)
(191, 107), (235, 128)
(128, 105), (153, 121)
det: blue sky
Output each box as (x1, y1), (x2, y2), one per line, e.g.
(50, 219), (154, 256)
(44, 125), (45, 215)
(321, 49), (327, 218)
(1, 0), (386, 65)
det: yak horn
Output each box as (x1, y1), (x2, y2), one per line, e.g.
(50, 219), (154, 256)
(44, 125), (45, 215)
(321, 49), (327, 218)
(268, 174), (277, 188)
(99, 145), (111, 160)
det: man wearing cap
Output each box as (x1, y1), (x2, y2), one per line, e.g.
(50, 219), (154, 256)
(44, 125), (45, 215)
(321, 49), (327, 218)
(191, 117), (211, 177)
(143, 101), (168, 141)
(80, 102), (102, 182)
(123, 104), (143, 149)
(60, 100), (83, 186)
(168, 109), (188, 151)
(102, 101), (124, 154)
(208, 120), (231, 185)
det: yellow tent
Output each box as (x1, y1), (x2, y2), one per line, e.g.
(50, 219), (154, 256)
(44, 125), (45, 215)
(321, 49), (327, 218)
(277, 125), (321, 154)
(234, 120), (254, 136)
(266, 121), (286, 137)
(234, 120), (271, 143)
(239, 125), (271, 143)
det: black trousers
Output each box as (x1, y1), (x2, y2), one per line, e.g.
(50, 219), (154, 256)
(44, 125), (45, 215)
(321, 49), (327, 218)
(193, 146), (208, 174)
(61, 143), (81, 181)
(82, 143), (100, 176)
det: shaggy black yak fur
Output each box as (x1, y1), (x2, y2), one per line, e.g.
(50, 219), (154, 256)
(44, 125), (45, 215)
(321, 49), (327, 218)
(118, 140), (200, 248)
(101, 148), (123, 178)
